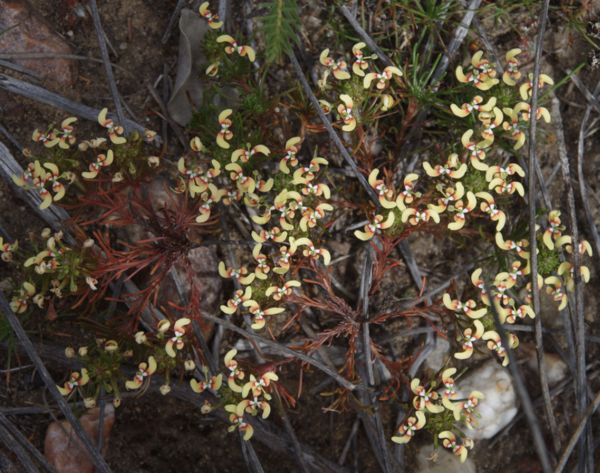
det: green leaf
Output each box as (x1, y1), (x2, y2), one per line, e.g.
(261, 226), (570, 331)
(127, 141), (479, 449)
(260, 0), (301, 63)
(0, 24), (20, 37)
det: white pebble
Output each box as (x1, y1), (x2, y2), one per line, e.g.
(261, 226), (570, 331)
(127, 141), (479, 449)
(455, 358), (518, 440)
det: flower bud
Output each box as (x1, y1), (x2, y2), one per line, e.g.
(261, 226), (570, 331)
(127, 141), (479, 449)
(84, 397), (96, 408)
(65, 347), (75, 358)
(463, 438), (474, 449)
(33, 294), (44, 308)
(113, 397), (121, 408)
(134, 331), (147, 344)
(123, 350), (133, 357)
(64, 172), (76, 184)
(144, 129), (157, 141)
(160, 384), (171, 396)
(201, 401), (212, 414)
(22, 148), (32, 157)
(1, 252), (12, 262)
(157, 320), (171, 333)
(41, 228), (52, 238)
(104, 340), (118, 352)
(46, 237), (56, 250)
(184, 360), (196, 371)
(112, 172), (124, 182)
(78, 142), (89, 151)
(95, 338), (106, 345)
(54, 232), (63, 241)
(86, 277), (98, 290)
(78, 347), (88, 357)
(83, 238), (94, 248)
(190, 137), (203, 151)
(35, 264), (46, 275)
(147, 156), (160, 167)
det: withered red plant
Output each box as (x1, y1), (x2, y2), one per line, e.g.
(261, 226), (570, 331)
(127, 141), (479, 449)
(77, 180), (218, 331)
(284, 233), (452, 411)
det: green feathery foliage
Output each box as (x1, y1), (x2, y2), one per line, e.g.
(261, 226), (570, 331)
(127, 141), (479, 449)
(261, 0), (301, 63)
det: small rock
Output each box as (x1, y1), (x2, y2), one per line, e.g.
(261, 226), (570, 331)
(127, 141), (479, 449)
(455, 359), (518, 440)
(519, 342), (569, 388)
(118, 42), (127, 50)
(155, 245), (221, 340)
(424, 335), (450, 371)
(45, 405), (115, 473)
(0, 0), (78, 85)
(417, 444), (476, 473)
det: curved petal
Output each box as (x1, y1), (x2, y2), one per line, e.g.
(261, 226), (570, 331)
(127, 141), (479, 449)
(471, 51), (484, 68)
(217, 35), (234, 44)
(319, 49), (330, 66)
(502, 71), (516, 86)
(363, 73), (377, 89)
(455, 66), (467, 83)
(98, 108), (109, 126)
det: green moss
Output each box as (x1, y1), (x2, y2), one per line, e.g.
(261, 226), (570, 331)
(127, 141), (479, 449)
(461, 165), (488, 195)
(537, 236), (562, 277)
(386, 207), (405, 238)
(489, 83), (521, 111)
(240, 91), (269, 115)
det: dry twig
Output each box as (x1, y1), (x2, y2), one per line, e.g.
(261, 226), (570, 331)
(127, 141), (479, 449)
(525, 0), (561, 455)
(486, 284), (553, 473)
(554, 388), (600, 473)
(552, 94), (591, 470)
(0, 410), (59, 473)
(0, 53), (136, 78)
(339, 5), (393, 67)
(88, 0), (127, 135)
(0, 75), (153, 142)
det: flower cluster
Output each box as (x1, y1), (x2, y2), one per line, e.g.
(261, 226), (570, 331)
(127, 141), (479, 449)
(192, 350), (279, 441)
(391, 369), (482, 462)
(317, 43), (402, 133)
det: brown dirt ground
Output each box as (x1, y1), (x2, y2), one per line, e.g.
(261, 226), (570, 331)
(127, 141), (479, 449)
(2, 1), (600, 472)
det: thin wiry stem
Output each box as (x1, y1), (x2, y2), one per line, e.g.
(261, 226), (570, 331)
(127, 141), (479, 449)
(0, 448), (20, 473)
(0, 75), (151, 141)
(93, 386), (106, 473)
(275, 392), (310, 473)
(146, 83), (187, 147)
(430, 0), (482, 86)
(0, 122), (23, 151)
(525, 0), (561, 456)
(566, 70), (600, 114)
(199, 310), (370, 393)
(88, 0), (127, 135)
(169, 268), (218, 376)
(360, 245), (375, 386)
(472, 17), (504, 75)
(161, 0), (186, 44)
(0, 292), (113, 473)
(0, 424), (39, 473)
(238, 431), (266, 473)
(554, 388), (600, 473)
(486, 284), (553, 473)
(576, 81), (600, 261)
(554, 93), (592, 471)
(338, 417), (360, 465)
(339, 5), (393, 67)
(0, 53), (136, 77)
(575, 81), (600, 471)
